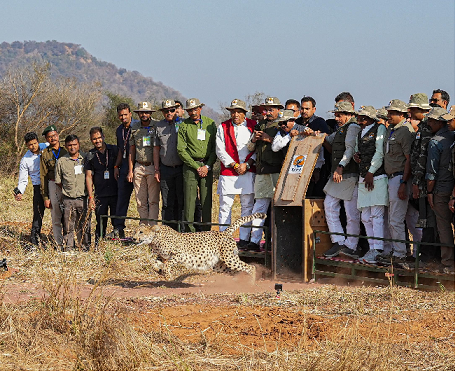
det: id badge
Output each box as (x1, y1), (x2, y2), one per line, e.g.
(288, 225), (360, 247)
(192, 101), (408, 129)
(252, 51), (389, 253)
(197, 129), (206, 141)
(104, 170), (110, 180)
(143, 136), (151, 147)
(175, 124), (179, 133)
(74, 165), (83, 175)
(386, 141), (389, 153)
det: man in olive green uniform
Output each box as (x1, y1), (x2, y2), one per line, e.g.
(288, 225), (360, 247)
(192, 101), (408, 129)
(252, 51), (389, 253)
(55, 134), (90, 250)
(127, 102), (160, 226)
(40, 125), (68, 248)
(245, 96), (284, 251)
(177, 98), (217, 232)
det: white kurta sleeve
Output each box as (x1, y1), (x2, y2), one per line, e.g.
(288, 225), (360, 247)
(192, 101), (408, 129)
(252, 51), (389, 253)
(271, 131), (291, 152)
(216, 125), (235, 167)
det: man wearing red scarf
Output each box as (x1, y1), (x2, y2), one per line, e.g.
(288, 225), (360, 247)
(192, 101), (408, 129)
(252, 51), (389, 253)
(216, 99), (256, 248)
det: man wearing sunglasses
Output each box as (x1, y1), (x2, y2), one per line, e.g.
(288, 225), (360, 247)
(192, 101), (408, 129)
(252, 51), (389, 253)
(154, 100), (184, 230)
(429, 89), (450, 110)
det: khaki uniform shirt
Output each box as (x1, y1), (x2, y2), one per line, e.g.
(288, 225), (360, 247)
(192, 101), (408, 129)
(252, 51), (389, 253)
(129, 121), (157, 163)
(383, 119), (414, 175)
(55, 152), (87, 198)
(40, 145), (68, 200)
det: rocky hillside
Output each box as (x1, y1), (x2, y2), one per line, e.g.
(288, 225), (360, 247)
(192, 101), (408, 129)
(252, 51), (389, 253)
(0, 40), (219, 120)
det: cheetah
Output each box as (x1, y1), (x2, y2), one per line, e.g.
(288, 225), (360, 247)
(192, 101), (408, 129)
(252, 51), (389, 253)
(135, 213), (267, 281)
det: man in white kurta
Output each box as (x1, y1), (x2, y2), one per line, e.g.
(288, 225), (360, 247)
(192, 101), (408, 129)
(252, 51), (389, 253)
(216, 99), (256, 247)
(353, 106), (388, 264)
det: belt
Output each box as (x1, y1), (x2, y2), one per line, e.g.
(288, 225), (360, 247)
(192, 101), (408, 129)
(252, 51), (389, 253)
(161, 163), (183, 168)
(137, 161), (152, 166)
(388, 171), (404, 179)
(64, 195), (85, 200)
(193, 158), (207, 162)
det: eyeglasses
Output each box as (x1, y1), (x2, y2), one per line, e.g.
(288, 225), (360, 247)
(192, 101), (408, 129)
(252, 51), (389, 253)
(163, 108), (176, 113)
(429, 98), (442, 103)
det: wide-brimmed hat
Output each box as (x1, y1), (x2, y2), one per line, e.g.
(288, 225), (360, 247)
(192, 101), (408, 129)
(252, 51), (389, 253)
(226, 99), (248, 112)
(386, 99), (408, 113)
(331, 101), (355, 114)
(42, 125), (58, 136)
(407, 93), (431, 110)
(426, 106), (449, 121)
(133, 101), (155, 113)
(261, 97), (284, 109)
(274, 109), (296, 123)
(185, 98), (205, 110)
(160, 99), (178, 110)
(376, 107), (388, 120)
(356, 105), (377, 120)
(442, 105), (455, 121)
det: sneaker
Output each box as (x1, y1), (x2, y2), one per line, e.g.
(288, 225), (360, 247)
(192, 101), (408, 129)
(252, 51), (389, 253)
(339, 247), (360, 259)
(323, 243), (345, 258)
(105, 229), (120, 239)
(246, 242), (261, 252)
(361, 249), (380, 264)
(443, 266), (455, 275)
(376, 251), (393, 265)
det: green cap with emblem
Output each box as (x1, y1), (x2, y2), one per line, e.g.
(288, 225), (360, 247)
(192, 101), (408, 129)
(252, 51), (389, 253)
(226, 99), (248, 112)
(134, 101), (155, 112)
(274, 109), (296, 123)
(426, 106), (449, 121)
(386, 99), (408, 113)
(42, 125), (58, 136)
(331, 101), (355, 114)
(261, 96), (284, 109)
(376, 107), (388, 120)
(185, 98), (205, 110)
(407, 93), (431, 110)
(160, 99), (178, 110)
(442, 105), (455, 121)
(356, 105), (378, 120)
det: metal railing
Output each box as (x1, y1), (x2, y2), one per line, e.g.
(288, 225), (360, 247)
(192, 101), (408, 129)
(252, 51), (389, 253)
(312, 230), (455, 289)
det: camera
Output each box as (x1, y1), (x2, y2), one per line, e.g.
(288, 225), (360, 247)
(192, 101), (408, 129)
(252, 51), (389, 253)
(13, 187), (21, 196)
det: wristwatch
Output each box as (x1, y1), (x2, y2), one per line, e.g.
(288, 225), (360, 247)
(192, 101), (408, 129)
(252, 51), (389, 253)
(205, 165), (211, 171)
(245, 163), (251, 170)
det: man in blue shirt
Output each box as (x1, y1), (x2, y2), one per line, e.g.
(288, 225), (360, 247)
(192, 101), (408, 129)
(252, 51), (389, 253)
(15, 132), (48, 245)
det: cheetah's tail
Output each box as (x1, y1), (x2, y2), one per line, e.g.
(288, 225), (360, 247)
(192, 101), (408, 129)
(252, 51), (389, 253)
(223, 213), (267, 235)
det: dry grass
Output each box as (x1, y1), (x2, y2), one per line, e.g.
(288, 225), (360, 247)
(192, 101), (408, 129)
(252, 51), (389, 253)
(0, 175), (454, 370)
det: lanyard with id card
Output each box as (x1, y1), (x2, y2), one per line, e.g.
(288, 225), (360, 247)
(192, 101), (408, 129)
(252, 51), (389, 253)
(197, 120), (205, 141)
(74, 159), (83, 175)
(386, 129), (395, 153)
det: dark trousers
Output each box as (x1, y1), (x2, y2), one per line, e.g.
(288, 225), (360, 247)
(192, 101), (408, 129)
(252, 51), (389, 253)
(95, 195), (118, 241)
(31, 184), (45, 244)
(416, 197), (439, 262)
(63, 196), (91, 250)
(183, 164), (213, 232)
(114, 160), (133, 232)
(160, 164), (184, 231)
(434, 192), (455, 267)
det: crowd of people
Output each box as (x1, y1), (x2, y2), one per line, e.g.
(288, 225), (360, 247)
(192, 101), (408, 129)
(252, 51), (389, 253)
(14, 90), (455, 273)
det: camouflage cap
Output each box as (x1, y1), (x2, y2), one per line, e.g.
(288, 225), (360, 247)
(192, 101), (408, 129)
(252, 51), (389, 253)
(356, 105), (377, 120)
(331, 101), (355, 114)
(274, 109), (297, 123)
(42, 125), (58, 136)
(160, 99), (178, 110)
(226, 99), (248, 112)
(376, 107), (388, 120)
(426, 106), (449, 121)
(407, 93), (431, 110)
(185, 98), (205, 110)
(261, 97), (284, 109)
(442, 105), (455, 121)
(133, 101), (155, 112)
(386, 99), (408, 113)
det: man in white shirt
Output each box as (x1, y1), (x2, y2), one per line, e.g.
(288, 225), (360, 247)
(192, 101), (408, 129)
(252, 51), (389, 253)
(14, 132), (48, 245)
(216, 99), (257, 248)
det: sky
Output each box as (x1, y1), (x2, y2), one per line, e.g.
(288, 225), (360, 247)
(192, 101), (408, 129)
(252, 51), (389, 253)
(1, 0), (454, 117)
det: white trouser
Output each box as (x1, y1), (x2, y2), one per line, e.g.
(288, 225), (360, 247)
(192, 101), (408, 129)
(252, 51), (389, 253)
(387, 175), (409, 257)
(218, 193), (255, 241)
(48, 180), (64, 247)
(250, 198), (270, 244)
(405, 204), (422, 257)
(361, 205), (385, 251)
(324, 186), (360, 250)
